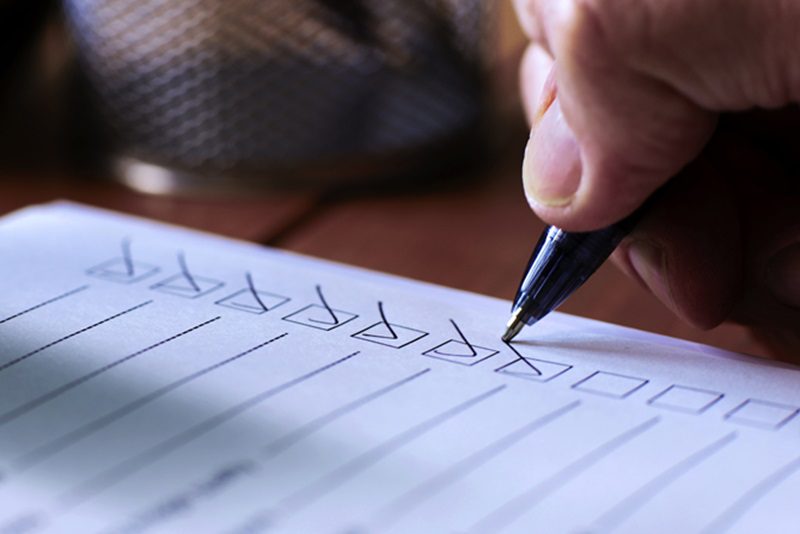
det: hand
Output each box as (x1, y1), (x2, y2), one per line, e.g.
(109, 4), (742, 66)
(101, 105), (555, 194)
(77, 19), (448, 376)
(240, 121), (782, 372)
(512, 0), (800, 351)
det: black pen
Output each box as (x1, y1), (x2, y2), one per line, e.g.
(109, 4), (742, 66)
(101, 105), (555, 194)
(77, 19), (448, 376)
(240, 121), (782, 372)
(502, 210), (643, 342)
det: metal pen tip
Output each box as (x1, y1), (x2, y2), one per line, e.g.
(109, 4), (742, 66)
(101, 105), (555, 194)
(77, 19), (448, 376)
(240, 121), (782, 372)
(502, 316), (525, 343)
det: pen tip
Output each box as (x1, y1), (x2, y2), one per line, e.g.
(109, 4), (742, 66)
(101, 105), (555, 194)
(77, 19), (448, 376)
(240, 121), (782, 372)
(502, 318), (524, 343)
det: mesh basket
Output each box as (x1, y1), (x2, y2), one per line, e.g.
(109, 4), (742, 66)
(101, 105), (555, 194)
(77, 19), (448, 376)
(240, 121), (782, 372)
(63, 0), (488, 193)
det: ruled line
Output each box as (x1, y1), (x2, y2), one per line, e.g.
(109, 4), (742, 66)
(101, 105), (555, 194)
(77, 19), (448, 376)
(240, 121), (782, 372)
(0, 317), (222, 427)
(12, 332), (288, 472)
(0, 285), (90, 326)
(99, 368), (433, 534)
(263, 368), (432, 460)
(277, 385), (508, 515)
(468, 416), (661, 533)
(58, 351), (361, 509)
(592, 431), (738, 531)
(701, 454), (800, 534)
(374, 400), (582, 527)
(0, 300), (153, 374)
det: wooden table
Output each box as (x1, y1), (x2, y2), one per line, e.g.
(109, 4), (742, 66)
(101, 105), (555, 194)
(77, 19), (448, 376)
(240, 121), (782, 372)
(0, 132), (766, 359)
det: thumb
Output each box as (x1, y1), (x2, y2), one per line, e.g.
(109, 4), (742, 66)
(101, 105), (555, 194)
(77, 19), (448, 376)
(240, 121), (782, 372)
(516, 0), (800, 231)
(523, 63), (716, 232)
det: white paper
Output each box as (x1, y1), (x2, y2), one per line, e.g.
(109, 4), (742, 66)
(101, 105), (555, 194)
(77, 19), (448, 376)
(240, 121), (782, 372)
(0, 202), (798, 534)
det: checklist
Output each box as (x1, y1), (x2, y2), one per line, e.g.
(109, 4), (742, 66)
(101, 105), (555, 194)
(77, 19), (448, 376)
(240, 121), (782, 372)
(1, 203), (800, 534)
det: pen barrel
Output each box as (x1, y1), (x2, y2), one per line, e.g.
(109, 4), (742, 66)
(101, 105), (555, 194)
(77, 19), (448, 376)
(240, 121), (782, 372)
(513, 222), (632, 324)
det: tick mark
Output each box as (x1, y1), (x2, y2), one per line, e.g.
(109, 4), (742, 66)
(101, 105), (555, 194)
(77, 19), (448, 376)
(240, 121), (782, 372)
(177, 252), (201, 293)
(362, 302), (399, 340)
(504, 340), (542, 376)
(308, 285), (340, 326)
(245, 272), (268, 312)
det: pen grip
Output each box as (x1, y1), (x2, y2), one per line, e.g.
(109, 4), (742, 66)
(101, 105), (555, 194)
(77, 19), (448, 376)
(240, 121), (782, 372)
(512, 215), (638, 323)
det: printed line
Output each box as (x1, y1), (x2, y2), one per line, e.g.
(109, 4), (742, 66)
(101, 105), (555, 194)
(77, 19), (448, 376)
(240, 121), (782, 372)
(701, 454), (800, 534)
(57, 351), (361, 510)
(245, 272), (268, 312)
(13, 332), (287, 472)
(0, 285), (90, 326)
(592, 432), (738, 531)
(0, 301), (153, 374)
(177, 252), (201, 293)
(263, 368), (432, 459)
(374, 400), (582, 527)
(467, 416), (661, 533)
(0, 317), (222, 427)
(277, 385), (508, 514)
(101, 368), (431, 534)
(308, 285), (339, 326)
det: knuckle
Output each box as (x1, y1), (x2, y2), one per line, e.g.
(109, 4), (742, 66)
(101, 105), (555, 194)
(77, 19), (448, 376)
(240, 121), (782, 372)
(554, 0), (649, 64)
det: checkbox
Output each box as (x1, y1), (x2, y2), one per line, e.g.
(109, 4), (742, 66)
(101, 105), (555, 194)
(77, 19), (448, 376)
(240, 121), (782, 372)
(423, 340), (499, 366)
(495, 357), (572, 382)
(87, 258), (159, 284)
(572, 371), (648, 399)
(215, 289), (290, 314)
(282, 304), (358, 331)
(150, 274), (224, 299)
(352, 322), (428, 349)
(725, 399), (800, 430)
(648, 385), (723, 414)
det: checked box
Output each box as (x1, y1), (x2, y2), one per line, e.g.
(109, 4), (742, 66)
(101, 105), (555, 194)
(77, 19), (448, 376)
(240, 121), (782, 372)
(87, 258), (159, 284)
(423, 340), (498, 366)
(283, 304), (358, 331)
(495, 357), (572, 382)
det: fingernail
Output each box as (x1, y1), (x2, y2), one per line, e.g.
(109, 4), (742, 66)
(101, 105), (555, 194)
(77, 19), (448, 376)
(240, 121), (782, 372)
(523, 98), (581, 208)
(627, 241), (676, 311)
(766, 243), (800, 309)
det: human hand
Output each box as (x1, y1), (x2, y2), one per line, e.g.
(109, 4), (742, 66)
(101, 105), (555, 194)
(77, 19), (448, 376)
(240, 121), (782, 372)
(512, 0), (800, 344)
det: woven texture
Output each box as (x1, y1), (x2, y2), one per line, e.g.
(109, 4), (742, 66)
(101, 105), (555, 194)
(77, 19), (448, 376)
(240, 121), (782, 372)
(64, 0), (486, 176)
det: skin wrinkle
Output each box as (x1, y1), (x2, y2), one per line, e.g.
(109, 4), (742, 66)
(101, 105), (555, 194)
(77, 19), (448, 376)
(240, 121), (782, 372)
(515, 0), (800, 355)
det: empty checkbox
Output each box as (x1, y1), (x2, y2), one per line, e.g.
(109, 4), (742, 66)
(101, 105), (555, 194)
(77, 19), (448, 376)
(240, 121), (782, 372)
(352, 322), (428, 349)
(423, 340), (499, 366)
(573, 371), (648, 399)
(725, 399), (800, 430)
(282, 304), (358, 331)
(495, 357), (572, 382)
(648, 385), (723, 414)
(215, 289), (290, 314)
(151, 274), (224, 299)
(87, 258), (159, 284)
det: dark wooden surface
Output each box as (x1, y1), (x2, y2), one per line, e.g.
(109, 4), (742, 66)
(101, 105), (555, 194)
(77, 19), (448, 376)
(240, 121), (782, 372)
(0, 144), (767, 359)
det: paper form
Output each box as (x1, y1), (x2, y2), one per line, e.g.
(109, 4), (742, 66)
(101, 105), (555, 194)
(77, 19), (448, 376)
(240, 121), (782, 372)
(0, 202), (798, 534)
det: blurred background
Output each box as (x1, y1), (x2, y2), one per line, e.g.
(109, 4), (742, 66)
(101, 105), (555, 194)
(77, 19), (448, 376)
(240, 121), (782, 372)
(0, 0), (773, 358)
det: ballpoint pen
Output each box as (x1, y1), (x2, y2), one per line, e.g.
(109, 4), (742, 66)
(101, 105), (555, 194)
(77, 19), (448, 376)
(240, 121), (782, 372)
(502, 210), (643, 342)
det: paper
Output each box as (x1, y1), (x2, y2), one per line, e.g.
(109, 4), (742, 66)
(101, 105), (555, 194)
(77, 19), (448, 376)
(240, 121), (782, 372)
(0, 202), (798, 534)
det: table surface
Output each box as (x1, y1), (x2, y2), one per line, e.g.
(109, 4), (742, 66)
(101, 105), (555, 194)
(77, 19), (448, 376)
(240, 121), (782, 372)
(0, 135), (766, 359)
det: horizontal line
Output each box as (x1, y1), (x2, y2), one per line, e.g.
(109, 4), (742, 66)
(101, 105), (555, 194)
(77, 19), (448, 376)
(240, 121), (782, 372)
(0, 300), (153, 374)
(278, 385), (508, 514)
(375, 400), (582, 527)
(263, 368), (432, 459)
(593, 432), (737, 530)
(0, 317), (221, 428)
(0, 285), (90, 325)
(13, 331), (285, 472)
(468, 417), (661, 533)
(58, 351), (361, 510)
